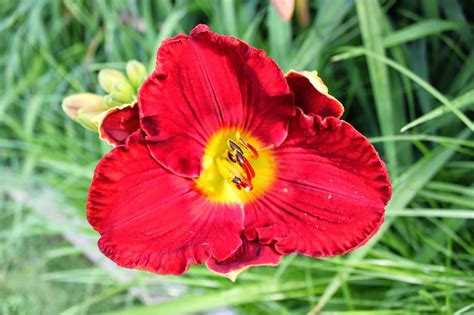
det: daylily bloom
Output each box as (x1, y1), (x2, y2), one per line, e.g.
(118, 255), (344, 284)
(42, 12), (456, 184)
(88, 25), (391, 280)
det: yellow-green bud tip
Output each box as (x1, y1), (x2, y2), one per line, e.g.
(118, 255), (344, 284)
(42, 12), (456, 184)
(98, 69), (130, 94)
(126, 60), (148, 89)
(61, 93), (108, 131)
(62, 93), (106, 120)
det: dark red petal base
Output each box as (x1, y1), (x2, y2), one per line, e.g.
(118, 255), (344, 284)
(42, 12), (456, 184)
(99, 102), (140, 146)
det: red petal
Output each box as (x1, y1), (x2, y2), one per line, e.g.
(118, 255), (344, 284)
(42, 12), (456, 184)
(87, 132), (244, 275)
(139, 24), (295, 177)
(99, 102), (140, 146)
(286, 70), (344, 118)
(206, 234), (281, 281)
(244, 109), (391, 256)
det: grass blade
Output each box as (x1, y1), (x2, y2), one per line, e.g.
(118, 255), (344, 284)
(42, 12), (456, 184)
(401, 89), (474, 131)
(356, 0), (397, 174)
(387, 209), (473, 219)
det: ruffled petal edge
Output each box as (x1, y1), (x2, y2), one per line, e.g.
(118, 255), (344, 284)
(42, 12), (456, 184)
(286, 70), (344, 118)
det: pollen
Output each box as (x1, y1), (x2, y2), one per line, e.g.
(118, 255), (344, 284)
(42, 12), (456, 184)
(195, 128), (276, 204)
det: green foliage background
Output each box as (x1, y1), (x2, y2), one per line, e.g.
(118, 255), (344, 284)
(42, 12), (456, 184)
(1, 0), (473, 314)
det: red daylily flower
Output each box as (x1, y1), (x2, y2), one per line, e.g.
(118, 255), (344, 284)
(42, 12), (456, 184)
(88, 25), (391, 280)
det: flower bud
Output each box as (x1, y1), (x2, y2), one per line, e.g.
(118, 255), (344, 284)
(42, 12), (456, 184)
(76, 110), (99, 131)
(62, 93), (107, 122)
(104, 94), (122, 109)
(271, 0), (295, 21)
(109, 80), (135, 104)
(126, 60), (148, 89)
(98, 69), (130, 94)
(62, 93), (108, 131)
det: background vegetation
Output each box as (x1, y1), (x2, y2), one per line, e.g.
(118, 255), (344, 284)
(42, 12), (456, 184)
(1, 0), (473, 314)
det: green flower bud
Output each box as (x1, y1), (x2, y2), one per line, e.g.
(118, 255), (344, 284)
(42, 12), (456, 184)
(109, 80), (135, 104)
(126, 60), (148, 89)
(76, 109), (100, 131)
(104, 94), (123, 109)
(98, 69), (131, 94)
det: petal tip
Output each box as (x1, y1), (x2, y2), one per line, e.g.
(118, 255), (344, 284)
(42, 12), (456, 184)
(98, 102), (140, 146)
(190, 24), (211, 37)
(206, 236), (282, 280)
(286, 69), (344, 118)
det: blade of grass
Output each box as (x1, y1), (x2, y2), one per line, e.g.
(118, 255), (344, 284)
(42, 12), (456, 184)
(356, 0), (397, 174)
(426, 181), (474, 196)
(401, 89), (474, 131)
(418, 190), (473, 208)
(369, 134), (474, 148)
(109, 281), (321, 315)
(221, 0), (238, 37)
(387, 209), (473, 219)
(336, 19), (468, 61)
(384, 20), (467, 47)
(266, 5), (292, 69)
(289, 0), (353, 70)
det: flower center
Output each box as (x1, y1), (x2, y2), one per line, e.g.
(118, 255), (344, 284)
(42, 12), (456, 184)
(195, 128), (275, 204)
(216, 134), (258, 192)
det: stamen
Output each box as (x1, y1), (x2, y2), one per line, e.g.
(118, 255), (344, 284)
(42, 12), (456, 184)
(244, 142), (259, 159)
(227, 151), (237, 163)
(232, 176), (243, 185)
(228, 140), (243, 154)
(216, 158), (245, 184)
(241, 163), (252, 183)
(245, 185), (253, 192)
(243, 158), (256, 178)
(235, 151), (245, 165)
(238, 137), (259, 159)
(232, 176), (243, 190)
(220, 133), (260, 192)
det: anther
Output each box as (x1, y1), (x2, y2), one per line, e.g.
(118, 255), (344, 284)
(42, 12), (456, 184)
(231, 176), (245, 191)
(235, 151), (245, 165)
(232, 176), (243, 185)
(228, 140), (243, 154)
(221, 134), (260, 192)
(227, 151), (237, 163)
